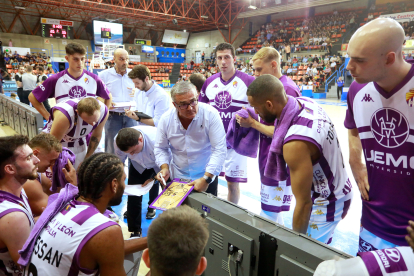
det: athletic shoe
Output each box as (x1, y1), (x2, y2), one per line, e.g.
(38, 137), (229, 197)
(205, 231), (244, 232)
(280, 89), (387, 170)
(146, 208), (156, 219)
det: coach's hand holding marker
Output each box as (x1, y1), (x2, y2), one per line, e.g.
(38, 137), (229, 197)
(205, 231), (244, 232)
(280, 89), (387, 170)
(156, 169), (169, 189)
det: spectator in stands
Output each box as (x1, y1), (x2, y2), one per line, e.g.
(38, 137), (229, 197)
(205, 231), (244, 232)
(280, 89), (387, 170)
(202, 51), (205, 62)
(405, 53), (413, 61)
(189, 73), (206, 97)
(336, 76), (344, 100)
(327, 43), (332, 55)
(190, 60), (195, 70)
(252, 45), (257, 54)
(18, 65), (37, 105)
(8, 39), (12, 47)
(4, 54), (10, 64)
(236, 46), (242, 54)
(330, 59), (337, 70)
(324, 65), (331, 77)
(12, 59), (18, 69)
(142, 205), (208, 276)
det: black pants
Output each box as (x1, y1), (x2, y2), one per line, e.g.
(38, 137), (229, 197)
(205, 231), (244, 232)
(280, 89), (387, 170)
(127, 165), (160, 233)
(286, 52), (290, 58)
(20, 90), (31, 105)
(337, 86), (342, 99)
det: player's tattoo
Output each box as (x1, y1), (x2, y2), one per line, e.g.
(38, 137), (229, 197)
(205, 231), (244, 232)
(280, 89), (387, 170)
(87, 136), (100, 155)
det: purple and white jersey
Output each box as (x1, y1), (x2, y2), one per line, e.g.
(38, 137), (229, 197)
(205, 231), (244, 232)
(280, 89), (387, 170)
(31, 69), (110, 104)
(26, 199), (118, 276)
(284, 98), (353, 222)
(43, 98), (108, 148)
(259, 75), (301, 186)
(0, 189), (34, 276)
(344, 62), (414, 246)
(199, 70), (255, 132)
(358, 247), (414, 276)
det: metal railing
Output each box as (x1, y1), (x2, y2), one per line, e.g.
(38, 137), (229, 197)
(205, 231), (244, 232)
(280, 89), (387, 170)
(324, 62), (345, 93)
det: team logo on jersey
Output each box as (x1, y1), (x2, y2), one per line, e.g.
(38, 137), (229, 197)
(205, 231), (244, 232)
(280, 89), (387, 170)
(232, 81), (238, 88)
(273, 195), (282, 201)
(371, 108), (409, 148)
(213, 84), (219, 88)
(384, 248), (401, 263)
(361, 94), (374, 102)
(274, 186), (283, 191)
(68, 85), (87, 98)
(314, 209), (324, 215)
(359, 238), (377, 252)
(304, 107), (313, 114)
(214, 91), (232, 109)
(62, 79), (70, 84)
(406, 89), (414, 107)
(84, 77), (89, 84)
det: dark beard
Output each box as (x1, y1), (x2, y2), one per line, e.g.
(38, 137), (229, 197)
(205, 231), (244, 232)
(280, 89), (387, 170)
(261, 108), (277, 124)
(108, 185), (125, 206)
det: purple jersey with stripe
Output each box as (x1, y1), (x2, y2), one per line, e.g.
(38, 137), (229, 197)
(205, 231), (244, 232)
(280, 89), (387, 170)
(43, 98), (108, 148)
(199, 70), (255, 132)
(27, 199), (117, 275)
(259, 75), (301, 185)
(31, 69), (110, 104)
(344, 62), (414, 246)
(285, 97), (353, 222)
(358, 246), (414, 276)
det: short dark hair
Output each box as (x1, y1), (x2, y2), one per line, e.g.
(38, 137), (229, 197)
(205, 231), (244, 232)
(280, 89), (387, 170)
(188, 73), (206, 93)
(214, 42), (235, 58)
(37, 67), (44, 73)
(77, 97), (101, 116)
(0, 135), (29, 179)
(115, 128), (142, 152)
(29, 133), (62, 153)
(247, 74), (286, 103)
(128, 65), (151, 82)
(77, 153), (124, 200)
(148, 205), (209, 276)
(65, 42), (86, 56)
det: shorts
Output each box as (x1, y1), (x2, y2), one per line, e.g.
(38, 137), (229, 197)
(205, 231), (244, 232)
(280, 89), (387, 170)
(68, 144), (87, 170)
(358, 226), (398, 253)
(306, 220), (339, 244)
(221, 148), (247, 182)
(260, 180), (292, 213)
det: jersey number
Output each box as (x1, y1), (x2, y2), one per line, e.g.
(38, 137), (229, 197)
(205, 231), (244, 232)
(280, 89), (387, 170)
(80, 128), (87, 136)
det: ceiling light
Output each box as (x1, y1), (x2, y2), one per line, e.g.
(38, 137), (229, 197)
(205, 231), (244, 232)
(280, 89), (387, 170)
(15, 6), (26, 9)
(183, 30), (187, 32)
(248, 5), (257, 9)
(201, 15), (208, 19)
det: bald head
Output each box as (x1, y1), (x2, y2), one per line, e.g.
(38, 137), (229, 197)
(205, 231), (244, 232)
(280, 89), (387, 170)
(113, 48), (129, 73)
(114, 48), (128, 59)
(349, 18), (405, 58)
(247, 74), (286, 104)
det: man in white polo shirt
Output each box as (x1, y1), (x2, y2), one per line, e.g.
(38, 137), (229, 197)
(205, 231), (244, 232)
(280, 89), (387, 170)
(99, 49), (137, 154)
(19, 65), (37, 106)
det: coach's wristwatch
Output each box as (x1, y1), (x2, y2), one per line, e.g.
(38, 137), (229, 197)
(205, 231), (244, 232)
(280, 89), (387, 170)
(135, 116), (141, 122)
(203, 175), (216, 185)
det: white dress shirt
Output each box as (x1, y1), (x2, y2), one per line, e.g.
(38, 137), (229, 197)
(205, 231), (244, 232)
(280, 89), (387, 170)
(98, 67), (135, 112)
(133, 80), (170, 127)
(155, 103), (227, 180)
(114, 125), (168, 174)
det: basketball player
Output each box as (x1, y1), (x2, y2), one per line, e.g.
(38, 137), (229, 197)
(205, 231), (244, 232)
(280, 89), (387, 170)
(247, 75), (353, 244)
(237, 47), (301, 224)
(23, 153), (148, 275)
(345, 18), (414, 252)
(23, 133), (77, 216)
(29, 42), (112, 120)
(0, 135), (39, 275)
(43, 97), (108, 169)
(199, 42), (255, 204)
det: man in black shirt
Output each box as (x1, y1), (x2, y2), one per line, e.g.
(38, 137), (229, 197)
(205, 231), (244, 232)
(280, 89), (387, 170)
(14, 66), (25, 100)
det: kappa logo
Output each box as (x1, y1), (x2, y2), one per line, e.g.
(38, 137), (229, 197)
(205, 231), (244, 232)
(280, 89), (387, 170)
(309, 223), (318, 230)
(314, 209), (324, 215)
(274, 186), (283, 191)
(273, 195), (282, 201)
(384, 248), (401, 263)
(213, 84), (219, 88)
(361, 94), (374, 102)
(370, 108), (409, 148)
(62, 79), (69, 84)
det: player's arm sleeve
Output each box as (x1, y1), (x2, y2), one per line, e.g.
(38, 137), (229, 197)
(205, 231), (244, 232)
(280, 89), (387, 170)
(152, 92), (170, 127)
(198, 81), (210, 103)
(205, 109), (227, 176)
(154, 115), (172, 167)
(344, 84), (357, 129)
(95, 75), (111, 100)
(31, 75), (58, 102)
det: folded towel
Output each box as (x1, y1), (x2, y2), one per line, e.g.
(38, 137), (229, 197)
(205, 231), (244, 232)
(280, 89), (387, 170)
(226, 108), (260, 158)
(51, 147), (76, 192)
(18, 183), (79, 266)
(264, 96), (301, 181)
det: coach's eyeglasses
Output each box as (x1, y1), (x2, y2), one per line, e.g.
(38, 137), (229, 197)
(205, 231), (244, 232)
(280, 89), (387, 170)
(175, 99), (198, 110)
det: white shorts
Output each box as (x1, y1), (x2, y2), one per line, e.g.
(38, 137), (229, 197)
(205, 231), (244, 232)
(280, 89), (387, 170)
(69, 144), (87, 170)
(359, 226), (399, 253)
(221, 148), (247, 183)
(306, 220), (339, 244)
(260, 181), (292, 213)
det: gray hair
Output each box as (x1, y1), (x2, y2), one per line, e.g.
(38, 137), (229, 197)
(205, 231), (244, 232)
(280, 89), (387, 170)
(171, 81), (197, 101)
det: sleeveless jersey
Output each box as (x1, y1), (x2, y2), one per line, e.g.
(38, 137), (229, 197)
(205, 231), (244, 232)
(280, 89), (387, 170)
(31, 69), (110, 105)
(26, 199), (118, 276)
(284, 97), (353, 222)
(43, 99), (108, 148)
(199, 70), (255, 132)
(358, 246), (414, 276)
(0, 189), (34, 276)
(344, 61), (414, 245)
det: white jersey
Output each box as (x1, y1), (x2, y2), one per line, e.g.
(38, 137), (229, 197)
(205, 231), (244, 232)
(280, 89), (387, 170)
(26, 199), (118, 276)
(199, 70), (255, 132)
(43, 98), (108, 148)
(0, 189), (34, 276)
(284, 97), (353, 222)
(31, 69), (110, 105)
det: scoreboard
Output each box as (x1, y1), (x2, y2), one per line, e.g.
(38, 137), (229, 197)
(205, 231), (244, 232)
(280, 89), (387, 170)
(101, 28), (112, 39)
(134, 39), (151, 46)
(41, 18), (74, 39)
